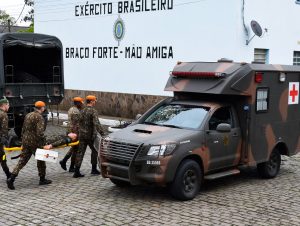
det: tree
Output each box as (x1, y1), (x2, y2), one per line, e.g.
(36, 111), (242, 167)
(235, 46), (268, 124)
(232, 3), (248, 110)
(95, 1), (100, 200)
(0, 10), (16, 26)
(24, 0), (34, 23)
(20, 0), (34, 32)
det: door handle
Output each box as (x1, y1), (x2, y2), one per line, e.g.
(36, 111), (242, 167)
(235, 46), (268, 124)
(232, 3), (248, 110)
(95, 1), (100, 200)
(232, 133), (238, 137)
(213, 140), (219, 144)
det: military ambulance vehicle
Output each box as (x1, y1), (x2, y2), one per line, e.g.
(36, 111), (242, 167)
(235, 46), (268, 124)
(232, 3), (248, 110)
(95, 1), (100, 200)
(0, 33), (64, 137)
(100, 59), (300, 200)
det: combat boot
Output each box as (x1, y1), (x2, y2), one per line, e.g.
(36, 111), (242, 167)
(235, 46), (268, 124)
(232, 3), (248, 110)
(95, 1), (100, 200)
(39, 176), (52, 185)
(91, 164), (100, 175)
(59, 160), (67, 171)
(6, 174), (16, 190)
(73, 167), (85, 178)
(69, 163), (75, 173)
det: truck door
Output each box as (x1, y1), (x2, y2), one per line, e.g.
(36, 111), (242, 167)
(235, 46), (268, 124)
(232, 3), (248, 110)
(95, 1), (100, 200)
(205, 107), (241, 170)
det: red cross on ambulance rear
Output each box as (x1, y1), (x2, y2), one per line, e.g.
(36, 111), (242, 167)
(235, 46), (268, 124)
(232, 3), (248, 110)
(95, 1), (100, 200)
(289, 82), (299, 104)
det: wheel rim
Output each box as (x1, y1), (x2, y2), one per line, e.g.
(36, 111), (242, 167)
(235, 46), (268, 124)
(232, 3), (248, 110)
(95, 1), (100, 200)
(267, 152), (279, 173)
(183, 169), (197, 193)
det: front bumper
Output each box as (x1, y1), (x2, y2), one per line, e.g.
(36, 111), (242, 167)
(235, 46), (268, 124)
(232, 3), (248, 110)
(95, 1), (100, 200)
(101, 157), (171, 185)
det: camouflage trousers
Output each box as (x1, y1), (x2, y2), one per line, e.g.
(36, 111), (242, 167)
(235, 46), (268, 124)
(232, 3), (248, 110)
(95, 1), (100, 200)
(0, 145), (6, 162)
(62, 145), (77, 164)
(75, 139), (98, 168)
(0, 144), (10, 174)
(12, 146), (46, 177)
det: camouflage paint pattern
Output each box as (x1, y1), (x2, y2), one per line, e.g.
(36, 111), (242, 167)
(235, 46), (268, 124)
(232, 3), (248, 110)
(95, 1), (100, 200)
(67, 106), (80, 134)
(63, 106), (81, 165)
(100, 61), (300, 186)
(75, 139), (98, 168)
(0, 109), (8, 140)
(0, 109), (9, 176)
(78, 106), (105, 139)
(76, 106), (105, 168)
(46, 135), (73, 148)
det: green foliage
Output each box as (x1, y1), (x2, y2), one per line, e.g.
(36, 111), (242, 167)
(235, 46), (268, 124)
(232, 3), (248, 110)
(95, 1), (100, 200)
(24, 0), (34, 23)
(18, 23), (34, 33)
(0, 10), (16, 26)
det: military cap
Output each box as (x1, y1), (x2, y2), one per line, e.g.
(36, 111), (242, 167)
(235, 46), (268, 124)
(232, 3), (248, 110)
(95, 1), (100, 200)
(0, 97), (9, 104)
(73, 96), (84, 103)
(35, 101), (46, 108)
(86, 95), (97, 101)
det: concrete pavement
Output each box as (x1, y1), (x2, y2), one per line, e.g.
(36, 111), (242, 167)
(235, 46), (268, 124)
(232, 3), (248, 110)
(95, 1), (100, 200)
(1, 124), (300, 226)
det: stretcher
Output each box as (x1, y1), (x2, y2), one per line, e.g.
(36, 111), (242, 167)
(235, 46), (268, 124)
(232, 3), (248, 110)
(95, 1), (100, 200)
(3, 141), (80, 160)
(4, 141), (79, 152)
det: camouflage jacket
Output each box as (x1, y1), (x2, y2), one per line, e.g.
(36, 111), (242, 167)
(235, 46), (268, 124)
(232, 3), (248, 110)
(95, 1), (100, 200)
(21, 110), (46, 148)
(46, 135), (73, 148)
(0, 109), (8, 140)
(79, 106), (105, 140)
(67, 106), (80, 134)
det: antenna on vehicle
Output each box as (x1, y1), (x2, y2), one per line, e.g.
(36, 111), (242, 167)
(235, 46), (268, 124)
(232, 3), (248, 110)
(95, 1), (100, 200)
(246, 20), (263, 45)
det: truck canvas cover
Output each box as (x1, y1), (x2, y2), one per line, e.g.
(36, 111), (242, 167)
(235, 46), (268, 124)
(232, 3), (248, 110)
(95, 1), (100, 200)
(0, 33), (64, 106)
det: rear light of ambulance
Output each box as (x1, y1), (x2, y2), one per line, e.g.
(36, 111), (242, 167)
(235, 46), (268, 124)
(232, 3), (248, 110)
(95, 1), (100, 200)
(171, 71), (226, 78)
(255, 72), (263, 83)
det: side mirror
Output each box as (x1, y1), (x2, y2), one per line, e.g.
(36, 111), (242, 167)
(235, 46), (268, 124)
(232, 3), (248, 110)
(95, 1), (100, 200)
(216, 123), (231, 132)
(135, 113), (142, 120)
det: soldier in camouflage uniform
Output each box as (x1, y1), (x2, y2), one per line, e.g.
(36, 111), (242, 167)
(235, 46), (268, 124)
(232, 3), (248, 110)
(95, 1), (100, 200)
(0, 97), (11, 179)
(73, 95), (106, 178)
(43, 133), (78, 150)
(7, 101), (52, 190)
(59, 97), (84, 172)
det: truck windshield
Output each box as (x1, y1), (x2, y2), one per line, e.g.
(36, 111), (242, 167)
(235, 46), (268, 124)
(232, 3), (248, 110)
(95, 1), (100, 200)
(144, 104), (209, 129)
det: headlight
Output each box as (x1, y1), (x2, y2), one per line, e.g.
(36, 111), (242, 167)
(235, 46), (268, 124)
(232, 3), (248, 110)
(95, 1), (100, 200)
(147, 144), (176, 157)
(147, 146), (161, 156)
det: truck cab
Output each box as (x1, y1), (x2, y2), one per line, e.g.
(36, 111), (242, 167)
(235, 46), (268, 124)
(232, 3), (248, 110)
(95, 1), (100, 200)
(100, 60), (300, 200)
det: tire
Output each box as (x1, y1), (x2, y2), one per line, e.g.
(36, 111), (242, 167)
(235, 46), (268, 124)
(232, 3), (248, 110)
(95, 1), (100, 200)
(110, 178), (131, 187)
(169, 159), (202, 201)
(257, 149), (281, 179)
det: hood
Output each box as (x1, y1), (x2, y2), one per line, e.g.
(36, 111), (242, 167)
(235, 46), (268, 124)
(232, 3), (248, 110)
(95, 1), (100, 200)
(108, 123), (200, 145)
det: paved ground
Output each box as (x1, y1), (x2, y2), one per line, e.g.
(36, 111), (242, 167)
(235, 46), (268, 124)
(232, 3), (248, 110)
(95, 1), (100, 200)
(1, 124), (300, 226)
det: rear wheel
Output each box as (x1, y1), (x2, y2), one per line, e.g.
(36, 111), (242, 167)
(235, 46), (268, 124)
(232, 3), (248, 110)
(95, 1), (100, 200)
(169, 159), (202, 201)
(110, 178), (131, 187)
(257, 149), (281, 178)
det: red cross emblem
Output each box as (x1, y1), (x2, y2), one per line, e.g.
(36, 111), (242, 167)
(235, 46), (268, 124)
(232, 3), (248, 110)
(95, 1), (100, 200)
(289, 82), (299, 105)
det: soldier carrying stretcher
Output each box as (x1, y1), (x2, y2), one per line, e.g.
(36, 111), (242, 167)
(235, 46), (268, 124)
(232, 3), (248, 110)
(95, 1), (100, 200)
(6, 101), (78, 190)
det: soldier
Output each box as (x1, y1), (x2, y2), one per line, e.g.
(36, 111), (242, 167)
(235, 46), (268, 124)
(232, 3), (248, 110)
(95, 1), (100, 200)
(73, 95), (105, 178)
(59, 97), (84, 172)
(43, 133), (78, 150)
(0, 97), (11, 179)
(7, 101), (51, 190)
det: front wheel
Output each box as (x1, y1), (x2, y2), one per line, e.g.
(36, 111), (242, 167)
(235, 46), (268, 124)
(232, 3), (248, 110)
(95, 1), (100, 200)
(257, 149), (281, 179)
(169, 159), (202, 201)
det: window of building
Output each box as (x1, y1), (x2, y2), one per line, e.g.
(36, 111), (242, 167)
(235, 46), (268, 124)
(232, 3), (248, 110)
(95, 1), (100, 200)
(254, 48), (269, 64)
(256, 88), (269, 112)
(293, 51), (300, 65)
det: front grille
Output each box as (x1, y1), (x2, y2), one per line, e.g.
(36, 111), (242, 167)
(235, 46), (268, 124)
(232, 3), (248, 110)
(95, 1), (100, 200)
(100, 139), (140, 165)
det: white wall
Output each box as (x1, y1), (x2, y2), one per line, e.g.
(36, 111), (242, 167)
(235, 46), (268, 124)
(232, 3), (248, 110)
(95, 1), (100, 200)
(35, 0), (300, 95)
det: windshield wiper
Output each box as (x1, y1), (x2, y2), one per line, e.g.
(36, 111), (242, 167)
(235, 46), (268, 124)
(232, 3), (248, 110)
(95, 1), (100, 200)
(143, 121), (158, 126)
(162, 124), (182, 129)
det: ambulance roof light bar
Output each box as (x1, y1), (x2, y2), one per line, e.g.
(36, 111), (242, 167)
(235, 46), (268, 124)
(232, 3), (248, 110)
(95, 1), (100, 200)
(171, 71), (227, 78)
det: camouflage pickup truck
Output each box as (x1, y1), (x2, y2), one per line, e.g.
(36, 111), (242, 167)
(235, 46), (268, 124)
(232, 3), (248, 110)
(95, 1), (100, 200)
(0, 33), (64, 136)
(100, 59), (300, 200)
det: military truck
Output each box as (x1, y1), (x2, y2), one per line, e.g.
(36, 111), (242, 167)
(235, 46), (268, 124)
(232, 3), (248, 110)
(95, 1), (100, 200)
(0, 33), (64, 136)
(99, 59), (300, 200)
